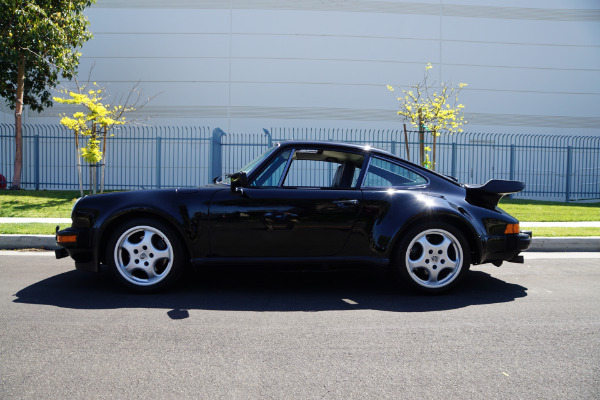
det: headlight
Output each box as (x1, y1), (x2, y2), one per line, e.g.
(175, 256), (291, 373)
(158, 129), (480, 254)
(71, 197), (95, 228)
(71, 197), (83, 217)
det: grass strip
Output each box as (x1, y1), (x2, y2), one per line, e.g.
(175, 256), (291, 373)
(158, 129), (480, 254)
(0, 190), (80, 218)
(526, 227), (600, 237)
(499, 199), (599, 222)
(0, 223), (61, 235)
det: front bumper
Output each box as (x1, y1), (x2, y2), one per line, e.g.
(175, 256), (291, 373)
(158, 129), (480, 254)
(480, 230), (532, 264)
(55, 226), (99, 272)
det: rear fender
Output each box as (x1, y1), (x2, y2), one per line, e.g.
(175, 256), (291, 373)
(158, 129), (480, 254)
(388, 211), (484, 264)
(362, 192), (483, 262)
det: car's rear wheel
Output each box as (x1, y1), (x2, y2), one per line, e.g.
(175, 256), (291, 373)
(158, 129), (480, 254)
(393, 222), (471, 294)
(106, 218), (184, 292)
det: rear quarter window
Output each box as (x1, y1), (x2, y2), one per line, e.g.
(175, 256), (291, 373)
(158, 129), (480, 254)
(362, 156), (427, 188)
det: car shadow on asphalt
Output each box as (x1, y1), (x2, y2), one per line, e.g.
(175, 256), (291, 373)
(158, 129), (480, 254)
(13, 266), (527, 314)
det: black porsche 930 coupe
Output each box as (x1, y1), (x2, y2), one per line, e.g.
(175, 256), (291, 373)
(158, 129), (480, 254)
(56, 140), (531, 294)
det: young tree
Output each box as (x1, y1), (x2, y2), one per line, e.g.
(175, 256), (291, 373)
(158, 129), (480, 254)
(54, 82), (152, 195)
(0, 0), (94, 189)
(388, 63), (467, 170)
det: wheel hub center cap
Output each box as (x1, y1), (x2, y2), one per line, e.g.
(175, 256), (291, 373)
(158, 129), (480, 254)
(432, 255), (439, 262)
(140, 252), (148, 260)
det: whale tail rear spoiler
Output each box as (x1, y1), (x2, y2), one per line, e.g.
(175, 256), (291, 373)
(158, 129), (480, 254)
(464, 180), (525, 209)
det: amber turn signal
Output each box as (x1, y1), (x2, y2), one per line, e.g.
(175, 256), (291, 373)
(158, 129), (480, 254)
(504, 223), (520, 234)
(57, 234), (77, 244)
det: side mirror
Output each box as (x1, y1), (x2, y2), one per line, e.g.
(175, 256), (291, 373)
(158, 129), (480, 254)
(230, 171), (248, 193)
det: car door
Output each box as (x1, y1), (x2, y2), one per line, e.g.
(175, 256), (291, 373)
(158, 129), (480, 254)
(208, 147), (365, 258)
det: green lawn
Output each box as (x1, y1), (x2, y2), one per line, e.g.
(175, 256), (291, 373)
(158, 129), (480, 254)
(0, 190), (599, 236)
(527, 227), (600, 237)
(0, 223), (60, 235)
(499, 198), (600, 222)
(0, 190), (79, 218)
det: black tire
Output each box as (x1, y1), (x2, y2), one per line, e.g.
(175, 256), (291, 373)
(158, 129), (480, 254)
(105, 218), (185, 292)
(392, 221), (471, 294)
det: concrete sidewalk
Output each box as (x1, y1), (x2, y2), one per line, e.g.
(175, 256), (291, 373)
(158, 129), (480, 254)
(0, 218), (598, 252)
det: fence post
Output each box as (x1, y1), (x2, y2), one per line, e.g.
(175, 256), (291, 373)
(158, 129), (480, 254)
(156, 136), (162, 189)
(451, 142), (457, 179)
(565, 146), (572, 202)
(509, 145), (515, 181)
(211, 128), (226, 181)
(508, 144), (515, 199)
(34, 135), (40, 190)
(263, 128), (272, 147)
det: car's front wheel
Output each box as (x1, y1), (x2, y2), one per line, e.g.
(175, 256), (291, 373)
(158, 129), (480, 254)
(393, 222), (471, 294)
(106, 218), (184, 292)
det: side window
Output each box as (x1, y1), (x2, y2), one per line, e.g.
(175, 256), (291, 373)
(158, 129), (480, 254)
(283, 149), (364, 188)
(284, 158), (334, 187)
(362, 157), (427, 187)
(250, 150), (292, 187)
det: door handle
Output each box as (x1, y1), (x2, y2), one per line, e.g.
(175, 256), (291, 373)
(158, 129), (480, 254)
(333, 199), (359, 208)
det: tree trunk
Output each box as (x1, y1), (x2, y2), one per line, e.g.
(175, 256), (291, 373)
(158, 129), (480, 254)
(75, 132), (83, 197)
(432, 131), (437, 171)
(12, 55), (25, 189)
(101, 126), (107, 193)
(418, 108), (424, 167)
(403, 123), (410, 161)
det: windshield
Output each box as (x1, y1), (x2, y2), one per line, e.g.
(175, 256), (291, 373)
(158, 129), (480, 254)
(217, 145), (278, 184)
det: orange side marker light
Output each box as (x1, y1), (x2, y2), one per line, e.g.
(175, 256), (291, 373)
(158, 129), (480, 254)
(57, 234), (77, 244)
(504, 223), (520, 234)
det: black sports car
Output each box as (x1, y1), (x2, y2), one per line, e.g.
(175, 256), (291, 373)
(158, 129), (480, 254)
(56, 141), (531, 293)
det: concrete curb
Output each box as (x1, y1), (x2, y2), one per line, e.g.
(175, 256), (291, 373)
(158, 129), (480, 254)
(0, 235), (59, 250)
(527, 237), (600, 252)
(1, 234), (599, 252)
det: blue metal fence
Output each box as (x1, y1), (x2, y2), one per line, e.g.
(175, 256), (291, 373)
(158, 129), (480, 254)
(1, 124), (599, 202)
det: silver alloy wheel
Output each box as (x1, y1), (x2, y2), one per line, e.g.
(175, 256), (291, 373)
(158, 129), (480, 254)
(113, 225), (174, 287)
(404, 228), (463, 289)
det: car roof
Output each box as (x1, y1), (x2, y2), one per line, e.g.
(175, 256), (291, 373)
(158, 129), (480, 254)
(275, 140), (461, 186)
(275, 140), (397, 159)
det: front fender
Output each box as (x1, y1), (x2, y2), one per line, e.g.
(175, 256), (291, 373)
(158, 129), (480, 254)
(72, 189), (216, 265)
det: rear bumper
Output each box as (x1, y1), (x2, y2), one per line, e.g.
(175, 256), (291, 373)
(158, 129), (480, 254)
(515, 230), (533, 252)
(55, 227), (99, 272)
(480, 230), (532, 264)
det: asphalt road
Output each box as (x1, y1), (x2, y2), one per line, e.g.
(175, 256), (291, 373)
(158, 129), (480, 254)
(1, 252), (599, 400)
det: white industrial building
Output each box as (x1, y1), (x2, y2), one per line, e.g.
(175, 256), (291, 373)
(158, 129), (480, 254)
(1, 0), (599, 136)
